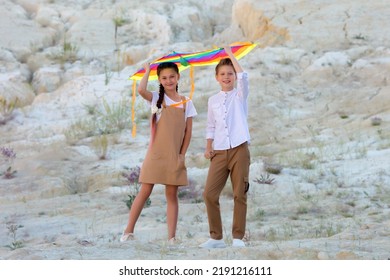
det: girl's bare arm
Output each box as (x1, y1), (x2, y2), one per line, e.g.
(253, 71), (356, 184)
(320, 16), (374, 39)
(137, 63), (153, 101)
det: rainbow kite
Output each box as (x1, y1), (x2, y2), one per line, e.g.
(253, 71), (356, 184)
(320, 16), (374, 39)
(128, 42), (257, 137)
(129, 42), (257, 81)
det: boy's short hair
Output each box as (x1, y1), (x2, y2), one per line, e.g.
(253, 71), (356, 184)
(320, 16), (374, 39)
(215, 58), (235, 75)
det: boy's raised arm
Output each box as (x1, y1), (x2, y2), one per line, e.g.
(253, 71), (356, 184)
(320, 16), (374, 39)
(224, 46), (243, 73)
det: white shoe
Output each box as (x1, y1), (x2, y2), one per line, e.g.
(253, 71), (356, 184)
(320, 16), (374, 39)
(120, 232), (134, 242)
(199, 238), (226, 249)
(168, 237), (177, 245)
(232, 238), (246, 247)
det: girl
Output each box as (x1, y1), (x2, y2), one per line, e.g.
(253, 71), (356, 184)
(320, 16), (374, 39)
(121, 62), (197, 244)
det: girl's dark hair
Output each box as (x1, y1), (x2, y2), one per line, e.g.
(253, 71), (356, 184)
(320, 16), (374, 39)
(156, 62), (179, 109)
(215, 58), (235, 75)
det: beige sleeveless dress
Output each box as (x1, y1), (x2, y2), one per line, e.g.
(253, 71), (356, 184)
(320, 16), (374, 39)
(139, 97), (187, 186)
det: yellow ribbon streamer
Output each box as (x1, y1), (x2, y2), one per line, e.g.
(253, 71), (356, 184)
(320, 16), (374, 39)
(131, 80), (137, 137)
(189, 65), (194, 99)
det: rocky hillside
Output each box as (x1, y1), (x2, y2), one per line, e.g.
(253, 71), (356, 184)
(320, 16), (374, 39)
(0, 0), (389, 260)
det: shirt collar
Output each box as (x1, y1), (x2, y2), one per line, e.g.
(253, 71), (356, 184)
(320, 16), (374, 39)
(218, 88), (235, 96)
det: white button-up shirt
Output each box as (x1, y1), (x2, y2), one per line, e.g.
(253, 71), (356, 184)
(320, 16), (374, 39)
(206, 72), (250, 150)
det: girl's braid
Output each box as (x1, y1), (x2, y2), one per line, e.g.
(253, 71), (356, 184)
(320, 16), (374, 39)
(156, 84), (164, 109)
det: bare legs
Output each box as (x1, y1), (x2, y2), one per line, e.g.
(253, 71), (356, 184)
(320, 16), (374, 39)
(123, 183), (154, 234)
(165, 185), (178, 240)
(123, 183), (178, 240)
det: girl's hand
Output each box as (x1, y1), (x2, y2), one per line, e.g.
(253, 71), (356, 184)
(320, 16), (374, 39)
(143, 62), (151, 72)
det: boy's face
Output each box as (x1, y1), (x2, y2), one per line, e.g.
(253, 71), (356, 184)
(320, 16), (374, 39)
(215, 65), (236, 92)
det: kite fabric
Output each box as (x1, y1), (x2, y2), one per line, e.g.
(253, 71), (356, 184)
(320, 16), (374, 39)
(128, 42), (257, 137)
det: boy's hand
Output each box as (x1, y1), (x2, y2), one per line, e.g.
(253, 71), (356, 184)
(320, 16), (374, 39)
(204, 148), (215, 160)
(224, 46), (233, 55)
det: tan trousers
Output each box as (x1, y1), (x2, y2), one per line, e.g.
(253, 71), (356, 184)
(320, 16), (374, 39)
(203, 142), (250, 240)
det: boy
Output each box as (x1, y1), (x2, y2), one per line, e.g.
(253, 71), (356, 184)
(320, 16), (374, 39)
(200, 46), (251, 248)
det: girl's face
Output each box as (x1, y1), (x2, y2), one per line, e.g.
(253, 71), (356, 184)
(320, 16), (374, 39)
(215, 65), (236, 91)
(158, 68), (180, 92)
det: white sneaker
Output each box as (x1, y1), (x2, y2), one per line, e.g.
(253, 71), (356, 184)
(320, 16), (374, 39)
(232, 239), (246, 247)
(199, 238), (226, 249)
(168, 237), (177, 245)
(120, 232), (134, 242)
